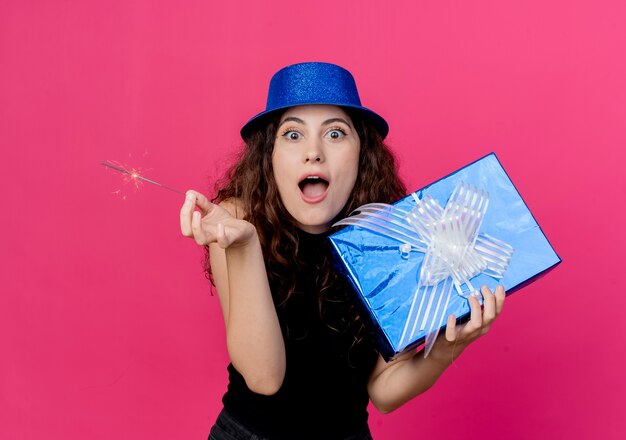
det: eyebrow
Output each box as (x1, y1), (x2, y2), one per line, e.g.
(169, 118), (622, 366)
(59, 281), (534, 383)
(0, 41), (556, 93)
(279, 117), (306, 127)
(278, 116), (352, 128)
(322, 118), (351, 127)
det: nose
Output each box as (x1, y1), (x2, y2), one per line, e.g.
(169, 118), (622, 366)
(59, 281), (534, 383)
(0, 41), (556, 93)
(303, 139), (324, 163)
(305, 153), (322, 163)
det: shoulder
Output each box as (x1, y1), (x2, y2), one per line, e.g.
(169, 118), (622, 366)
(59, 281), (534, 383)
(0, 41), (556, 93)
(219, 198), (246, 220)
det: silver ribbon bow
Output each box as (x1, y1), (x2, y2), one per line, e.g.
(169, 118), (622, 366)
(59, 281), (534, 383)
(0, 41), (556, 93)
(334, 181), (514, 357)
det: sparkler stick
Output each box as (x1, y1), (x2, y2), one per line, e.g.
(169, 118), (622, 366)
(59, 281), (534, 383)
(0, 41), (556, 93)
(100, 161), (185, 195)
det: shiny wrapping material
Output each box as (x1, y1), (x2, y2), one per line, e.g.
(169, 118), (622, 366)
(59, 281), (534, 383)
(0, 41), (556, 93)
(328, 153), (562, 361)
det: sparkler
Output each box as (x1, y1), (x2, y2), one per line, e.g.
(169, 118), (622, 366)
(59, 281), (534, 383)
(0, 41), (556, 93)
(100, 161), (185, 195)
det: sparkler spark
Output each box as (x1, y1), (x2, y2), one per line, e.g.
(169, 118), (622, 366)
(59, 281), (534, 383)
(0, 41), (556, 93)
(100, 161), (185, 195)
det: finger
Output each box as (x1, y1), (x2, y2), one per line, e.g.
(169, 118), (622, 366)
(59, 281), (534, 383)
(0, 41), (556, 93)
(180, 191), (196, 237)
(481, 285), (496, 325)
(190, 190), (212, 215)
(191, 210), (208, 245)
(495, 285), (506, 315)
(465, 294), (483, 332)
(445, 314), (457, 342)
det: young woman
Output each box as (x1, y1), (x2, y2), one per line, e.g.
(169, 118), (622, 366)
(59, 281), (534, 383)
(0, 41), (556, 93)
(180, 62), (505, 440)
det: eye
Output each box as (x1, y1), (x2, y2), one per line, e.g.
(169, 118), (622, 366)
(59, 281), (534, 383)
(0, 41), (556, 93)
(325, 128), (347, 140)
(281, 129), (302, 141)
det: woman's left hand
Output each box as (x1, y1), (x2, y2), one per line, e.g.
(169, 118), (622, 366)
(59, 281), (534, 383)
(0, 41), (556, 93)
(367, 285), (506, 413)
(429, 285), (506, 364)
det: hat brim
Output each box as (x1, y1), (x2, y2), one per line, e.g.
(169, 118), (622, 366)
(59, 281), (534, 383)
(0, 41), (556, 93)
(240, 103), (389, 141)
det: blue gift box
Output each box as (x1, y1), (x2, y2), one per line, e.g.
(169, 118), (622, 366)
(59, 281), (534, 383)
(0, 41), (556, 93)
(328, 153), (561, 361)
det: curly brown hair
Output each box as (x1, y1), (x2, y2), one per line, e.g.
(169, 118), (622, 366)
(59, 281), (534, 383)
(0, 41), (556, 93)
(206, 108), (406, 342)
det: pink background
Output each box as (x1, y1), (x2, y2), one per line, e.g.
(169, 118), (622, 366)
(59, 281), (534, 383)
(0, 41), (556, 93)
(1, 1), (624, 439)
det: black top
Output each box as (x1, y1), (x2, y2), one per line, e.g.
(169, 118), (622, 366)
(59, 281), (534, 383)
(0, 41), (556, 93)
(221, 229), (379, 440)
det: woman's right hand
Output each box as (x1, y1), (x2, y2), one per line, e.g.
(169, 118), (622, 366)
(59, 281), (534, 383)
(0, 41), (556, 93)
(180, 190), (257, 249)
(181, 191), (286, 394)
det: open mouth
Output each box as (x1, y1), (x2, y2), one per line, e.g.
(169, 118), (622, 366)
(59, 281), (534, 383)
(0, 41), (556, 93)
(298, 175), (329, 200)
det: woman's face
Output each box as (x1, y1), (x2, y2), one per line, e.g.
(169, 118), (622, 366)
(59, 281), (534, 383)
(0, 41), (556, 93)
(272, 105), (360, 234)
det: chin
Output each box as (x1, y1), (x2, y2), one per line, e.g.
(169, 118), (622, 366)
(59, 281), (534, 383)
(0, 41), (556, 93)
(294, 212), (335, 233)
(293, 201), (349, 233)
(296, 221), (332, 234)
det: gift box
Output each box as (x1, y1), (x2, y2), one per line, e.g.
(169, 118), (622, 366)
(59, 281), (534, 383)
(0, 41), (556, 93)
(328, 153), (561, 361)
